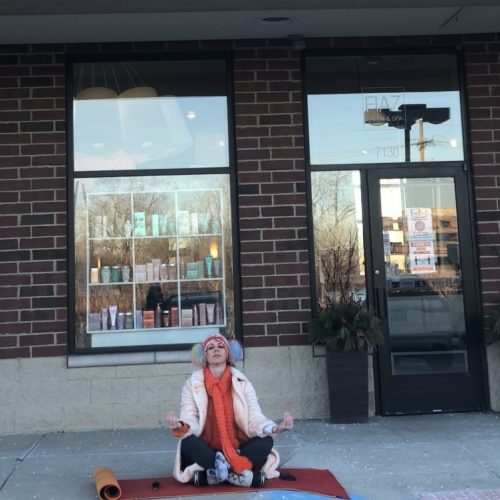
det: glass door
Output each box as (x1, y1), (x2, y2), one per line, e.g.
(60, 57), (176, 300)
(367, 167), (485, 415)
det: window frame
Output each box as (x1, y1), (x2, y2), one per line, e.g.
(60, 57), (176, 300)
(303, 46), (472, 306)
(303, 47), (470, 171)
(66, 52), (241, 355)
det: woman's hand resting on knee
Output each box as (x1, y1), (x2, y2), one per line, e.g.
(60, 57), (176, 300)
(166, 411), (182, 430)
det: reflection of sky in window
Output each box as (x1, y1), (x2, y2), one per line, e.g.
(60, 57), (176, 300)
(73, 96), (228, 171)
(308, 91), (463, 165)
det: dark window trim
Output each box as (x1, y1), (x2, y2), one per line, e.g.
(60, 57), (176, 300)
(66, 51), (241, 356)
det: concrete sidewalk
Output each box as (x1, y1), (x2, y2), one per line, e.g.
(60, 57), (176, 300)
(1, 412), (500, 500)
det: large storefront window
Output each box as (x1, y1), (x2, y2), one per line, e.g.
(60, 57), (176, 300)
(307, 53), (464, 165)
(70, 57), (235, 352)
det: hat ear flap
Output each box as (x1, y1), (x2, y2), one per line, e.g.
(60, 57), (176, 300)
(228, 340), (243, 365)
(191, 343), (206, 368)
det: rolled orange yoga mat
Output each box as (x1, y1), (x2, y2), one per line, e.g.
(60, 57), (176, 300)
(93, 466), (122, 500)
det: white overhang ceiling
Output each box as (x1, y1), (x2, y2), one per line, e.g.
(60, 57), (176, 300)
(0, 1), (500, 44)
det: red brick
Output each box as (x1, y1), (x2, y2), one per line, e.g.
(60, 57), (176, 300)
(244, 336), (278, 347)
(238, 195), (272, 207)
(279, 334), (309, 346)
(266, 299), (300, 311)
(241, 264), (275, 276)
(278, 310), (311, 322)
(20, 144), (55, 155)
(242, 288), (275, 300)
(0, 145), (19, 156)
(240, 253), (264, 264)
(242, 300), (266, 312)
(237, 126), (270, 138)
(238, 207), (260, 218)
(241, 276), (264, 287)
(32, 321), (64, 333)
(236, 138), (259, 148)
(0, 100), (19, 111)
(0, 306), (18, 320)
(33, 202), (66, 212)
(263, 251), (297, 263)
(274, 217), (307, 228)
(264, 275), (298, 287)
(19, 261), (53, 273)
(276, 263), (309, 274)
(242, 312), (277, 324)
(0, 348), (30, 359)
(256, 91), (290, 103)
(32, 155), (66, 166)
(239, 218), (272, 230)
(240, 241), (274, 252)
(262, 229), (296, 240)
(19, 333), (54, 346)
(234, 71), (256, 82)
(260, 136), (293, 148)
(0, 336), (17, 347)
(32, 345), (67, 357)
(238, 171), (271, 183)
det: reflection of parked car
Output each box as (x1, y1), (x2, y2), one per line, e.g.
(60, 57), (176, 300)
(164, 291), (219, 309)
(386, 283), (465, 353)
(386, 275), (432, 294)
(144, 285), (219, 311)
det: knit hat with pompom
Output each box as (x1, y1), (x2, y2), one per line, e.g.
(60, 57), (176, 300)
(191, 333), (243, 368)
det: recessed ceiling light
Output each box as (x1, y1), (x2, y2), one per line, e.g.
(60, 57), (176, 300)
(259, 16), (293, 24)
(187, 110), (196, 120)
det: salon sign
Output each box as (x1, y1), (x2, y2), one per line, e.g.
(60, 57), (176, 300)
(406, 207), (436, 274)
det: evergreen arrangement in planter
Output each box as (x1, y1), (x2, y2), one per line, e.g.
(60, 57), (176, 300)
(309, 295), (383, 352)
(309, 295), (383, 423)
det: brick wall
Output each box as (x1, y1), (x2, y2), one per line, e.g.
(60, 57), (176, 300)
(1, 35), (500, 359)
(0, 40), (312, 359)
(0, 45), (67, 359)
(233, 41), (310, 348)
(463, 33), (500, 316)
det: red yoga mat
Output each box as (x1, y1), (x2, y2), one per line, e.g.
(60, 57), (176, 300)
(93, 467), (350, 499)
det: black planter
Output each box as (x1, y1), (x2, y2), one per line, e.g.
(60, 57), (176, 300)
(325, 347), (369, 424)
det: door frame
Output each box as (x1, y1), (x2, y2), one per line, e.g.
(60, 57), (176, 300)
(363, 165), (487, 415)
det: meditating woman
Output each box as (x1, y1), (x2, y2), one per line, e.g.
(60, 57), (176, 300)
(166, 332), (293, 487)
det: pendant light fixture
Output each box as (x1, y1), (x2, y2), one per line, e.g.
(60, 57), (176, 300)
(73, 64), (122, 157)
(118, 63), (171, 158)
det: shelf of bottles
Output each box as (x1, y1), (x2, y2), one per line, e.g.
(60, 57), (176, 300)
(85, 189), (226, 344)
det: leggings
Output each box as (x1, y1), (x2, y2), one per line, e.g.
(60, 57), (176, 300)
(181, 434), (274, 472)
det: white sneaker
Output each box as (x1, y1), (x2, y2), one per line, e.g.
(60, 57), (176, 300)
(227, 469), (253, 487)
(215, 451), (229, 482)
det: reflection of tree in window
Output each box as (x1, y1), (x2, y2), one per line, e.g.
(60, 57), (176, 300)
(312, 171), (365, 303)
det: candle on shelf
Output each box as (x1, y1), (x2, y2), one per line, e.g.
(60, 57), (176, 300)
(210, 241), (218, 259)
(90, 267), (99, 284)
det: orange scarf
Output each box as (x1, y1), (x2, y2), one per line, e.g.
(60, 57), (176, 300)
(203, 366), (252, 474)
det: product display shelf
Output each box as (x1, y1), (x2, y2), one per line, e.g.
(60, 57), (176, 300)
(84, 188), (227, 348)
